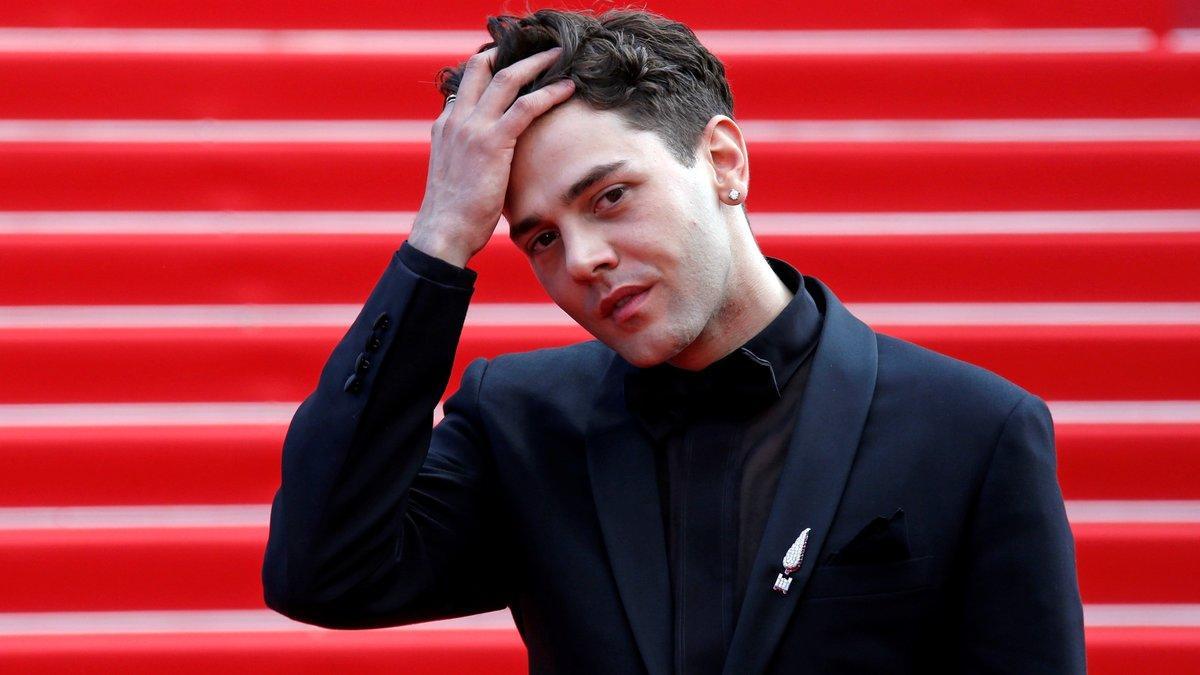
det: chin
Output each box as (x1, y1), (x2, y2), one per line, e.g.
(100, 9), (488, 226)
(620, 350), (664, 368)
(609, 333), (677, 368)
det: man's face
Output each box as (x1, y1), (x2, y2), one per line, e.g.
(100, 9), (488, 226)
(503, 99), (735, 368)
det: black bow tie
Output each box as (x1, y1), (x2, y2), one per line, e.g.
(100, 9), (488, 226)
(625, 347), (782, 441)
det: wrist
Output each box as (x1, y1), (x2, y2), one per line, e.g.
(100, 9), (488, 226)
(406, 230), (471, 269)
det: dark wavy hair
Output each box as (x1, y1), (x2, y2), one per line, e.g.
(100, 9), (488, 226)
(435, 7), (735, 168)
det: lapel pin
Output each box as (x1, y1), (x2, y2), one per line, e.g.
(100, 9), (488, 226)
(783, 527), (811, 574)
(772, 574), (793, 594)
(772, 527), (811, 596)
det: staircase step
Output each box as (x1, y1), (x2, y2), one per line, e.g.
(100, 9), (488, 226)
(1088, 626), (1200, 675)
(1, 46), (1197, 119)
(0, 314), (1196, 402)
(0, 610), (1193, 675)
(0, 504), (1195, 610)
(4, 212), (1199, 303)
(1, 139), (1197, 210)
(1058, 423), (1200, 500)
(0, 1), (1178, 30)
(6, 119), (1199, 143)
(3, 416), (1198, 505)
(0, 621), (526, 675)
(0, 425), (286, 506)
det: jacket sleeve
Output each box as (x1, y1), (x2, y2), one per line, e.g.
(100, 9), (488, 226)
(954, 393), (1088, 672)
(261, 240), (513, 629)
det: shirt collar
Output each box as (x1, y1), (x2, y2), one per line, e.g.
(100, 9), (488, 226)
(624, 256), (823, 439)
(736, 255), (823, 393)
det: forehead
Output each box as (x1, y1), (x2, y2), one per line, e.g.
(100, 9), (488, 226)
(516, 99), (642, 161)
(506, 100), (668, 210)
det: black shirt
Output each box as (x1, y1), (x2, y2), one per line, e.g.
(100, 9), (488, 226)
(624, 255), (824, 675)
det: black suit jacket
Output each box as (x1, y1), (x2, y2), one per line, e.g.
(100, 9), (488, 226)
(262, 245), (1087, 674)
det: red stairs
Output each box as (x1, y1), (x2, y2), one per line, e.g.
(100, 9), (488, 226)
(1, 1), (1198, 672)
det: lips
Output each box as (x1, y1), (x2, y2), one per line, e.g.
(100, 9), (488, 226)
(610, 287), (652, 324)
(599, 284), (651, 319)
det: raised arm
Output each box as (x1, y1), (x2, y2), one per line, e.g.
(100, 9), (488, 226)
(261, 240), (505, 627)
(261, 44), (577, 628)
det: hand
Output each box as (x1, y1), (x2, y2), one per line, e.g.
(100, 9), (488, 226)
(408, 46), (576, 268)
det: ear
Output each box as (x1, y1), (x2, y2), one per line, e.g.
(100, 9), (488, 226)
(700, 114), (749, 204)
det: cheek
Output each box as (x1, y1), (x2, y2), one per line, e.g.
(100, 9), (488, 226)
(541, 281), (589, 322)
(532, 260), (564, 289)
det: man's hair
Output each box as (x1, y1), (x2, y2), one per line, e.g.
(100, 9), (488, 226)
(435, 7), (735, 168)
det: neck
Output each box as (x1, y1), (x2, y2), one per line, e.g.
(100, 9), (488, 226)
(666, 240), (794, 372)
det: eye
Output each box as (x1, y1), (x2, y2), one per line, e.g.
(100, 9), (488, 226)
(526, 186), (628, 255)
(527, 229), (558, 254)
(597, 186), (626, 210)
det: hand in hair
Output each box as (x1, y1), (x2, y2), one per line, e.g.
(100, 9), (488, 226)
(408, 45), (575, 268)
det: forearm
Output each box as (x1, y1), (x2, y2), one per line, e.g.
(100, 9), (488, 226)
(262, 241), (481, 626)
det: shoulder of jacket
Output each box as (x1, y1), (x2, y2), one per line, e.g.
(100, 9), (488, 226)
(874, 331), (1032, 419)
(478, 339), (614, 399)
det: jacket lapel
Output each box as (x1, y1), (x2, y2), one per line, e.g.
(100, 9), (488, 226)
(585, 355), (672, 675)
(721, 274), (880, 675)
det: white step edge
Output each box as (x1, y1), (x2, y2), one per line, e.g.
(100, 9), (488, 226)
(0, 500), (1197, 530)
(2, 302), (1198, 329)
(2, 209), (1197, 236)
(0, 27), (1163, 55)
(1166, 29), (1200, 52)
(0, 604), (1194, 635)
(2, 118), (1199, 143)
(0, 402), (303, 427)
(0, 400), (1198, 428)
(0, 608), (517, 635)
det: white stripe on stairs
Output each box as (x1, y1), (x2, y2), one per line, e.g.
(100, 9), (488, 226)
(2, 118), (1199, 143)
(0, 400), (1198, 427)
(2, 210), (1196, 236)
(0, 604), (1193, 635)
(2, 302), (1198, 329)
(0, 500), (1197, 530)
(0, 27), (1167, 55)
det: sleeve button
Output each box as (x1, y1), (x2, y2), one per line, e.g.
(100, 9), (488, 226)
(365, 334), (383, 352)
(372, 312), (391, 331)
(343, 373), (362, 393)
(355, 353), (371, 373)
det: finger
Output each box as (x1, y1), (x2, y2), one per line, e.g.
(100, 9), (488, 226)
(494, 78), (576, 140)
(432, 86), (459, 137)
(473, 46), (564, 120)
(448, 46), (497, 113)
(431, 102), (451, 139)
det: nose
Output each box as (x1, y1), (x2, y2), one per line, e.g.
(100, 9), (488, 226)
(563, 225), (617, 283)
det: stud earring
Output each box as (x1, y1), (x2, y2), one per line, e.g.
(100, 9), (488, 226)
(727, 188), (741, 202)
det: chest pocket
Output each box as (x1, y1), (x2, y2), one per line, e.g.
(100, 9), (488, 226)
(802, 555), (936, 600)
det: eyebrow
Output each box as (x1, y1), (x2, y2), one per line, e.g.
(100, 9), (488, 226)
(508, 160), (629, 243)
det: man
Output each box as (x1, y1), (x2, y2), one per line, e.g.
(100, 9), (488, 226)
(262, 8), (1086, 674)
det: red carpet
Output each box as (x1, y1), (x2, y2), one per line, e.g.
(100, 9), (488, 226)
(1, 1), (1197, 672)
